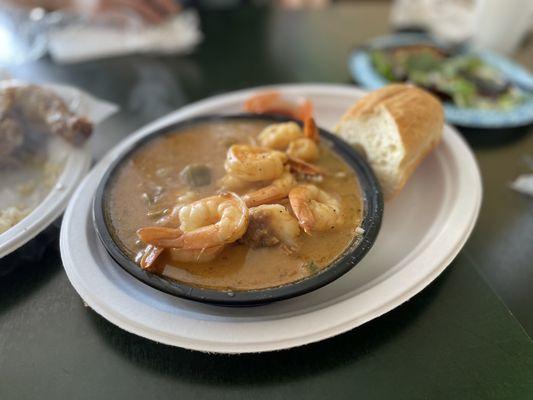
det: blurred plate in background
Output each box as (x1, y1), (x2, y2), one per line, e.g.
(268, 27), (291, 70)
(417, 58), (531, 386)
(349, 33), (533, 128)
(0, 139), (91, 260)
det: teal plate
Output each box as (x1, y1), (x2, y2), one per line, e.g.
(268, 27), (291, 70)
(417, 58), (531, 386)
(349, 33), (533, 128)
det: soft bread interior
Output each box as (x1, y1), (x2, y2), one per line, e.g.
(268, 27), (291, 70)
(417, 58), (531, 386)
(336, 106), (404, 198)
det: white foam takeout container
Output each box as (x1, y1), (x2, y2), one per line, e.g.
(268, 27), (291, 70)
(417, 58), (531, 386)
(0, 82), (117, 259)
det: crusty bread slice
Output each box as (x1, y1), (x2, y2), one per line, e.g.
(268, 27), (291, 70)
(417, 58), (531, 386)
(335, 84), (444, 200)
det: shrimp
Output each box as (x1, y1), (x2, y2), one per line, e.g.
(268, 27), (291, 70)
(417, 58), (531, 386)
(243, 171), (295, 207)
(150, 191), (199, 226)
(286, 117), (320, 162)
(136, 192), (236, 268)
(137, 226), (184, 247)
(286, 138), (319, 162)
(287, 156), (324, 177)
(244, 90), (313, 121)
(288, 184), (342, 234)
(303, 117), (320, 142)
(224, 144), (287, 182)
(257, 121), (303, 150)
(218, 174), (250, 192)
(138, 192), (249, 250)
(241, 204), (301, 251)
(137, 244), (165, 271)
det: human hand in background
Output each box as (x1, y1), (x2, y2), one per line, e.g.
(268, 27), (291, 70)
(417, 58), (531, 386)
(86, 0), (181, 24)
(3, 0), (181, 24)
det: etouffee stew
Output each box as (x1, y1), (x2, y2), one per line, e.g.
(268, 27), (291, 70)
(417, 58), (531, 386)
(106, 119), (363, 291)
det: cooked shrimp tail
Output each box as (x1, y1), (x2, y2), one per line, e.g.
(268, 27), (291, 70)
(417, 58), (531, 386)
(303, 117), (319, 142)
(289, 196), (315, 235)
(138, 245), (164, 271)
(137, 226), (183, 247)
(299, 99), (314, 121)
(244, 91), (281, 114)
(244, 91), (314, 121)
(287, 156), (324, 176)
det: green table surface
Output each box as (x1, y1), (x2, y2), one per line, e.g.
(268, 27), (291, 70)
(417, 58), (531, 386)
(1, 3), (533, 399)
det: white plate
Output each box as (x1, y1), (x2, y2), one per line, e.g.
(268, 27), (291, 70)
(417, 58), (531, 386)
(0, 139), (91, 258)
(0, 81), (117, 259)
(60, 84), (482, 353)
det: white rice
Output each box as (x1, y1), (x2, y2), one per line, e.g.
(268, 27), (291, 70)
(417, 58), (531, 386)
(0, 159), (63, 234)
(0, 206), (29, 234)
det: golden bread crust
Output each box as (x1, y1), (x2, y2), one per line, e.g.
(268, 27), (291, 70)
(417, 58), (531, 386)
(338, 84), (444, 199)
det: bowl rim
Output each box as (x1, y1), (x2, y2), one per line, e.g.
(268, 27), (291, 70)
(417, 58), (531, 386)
(92, 114), (383, 306)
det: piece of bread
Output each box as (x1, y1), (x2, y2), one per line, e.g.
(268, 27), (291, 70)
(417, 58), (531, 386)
(335, 84), (444, 200)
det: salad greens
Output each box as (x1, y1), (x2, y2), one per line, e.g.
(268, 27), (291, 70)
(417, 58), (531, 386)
(370, 46), (524, 109)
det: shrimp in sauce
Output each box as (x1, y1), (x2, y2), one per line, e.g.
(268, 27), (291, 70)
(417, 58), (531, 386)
(289, 184), (343, 234)
(243, 171), (295, 207)
(108, 119), (363, 290)
(138, 192), (249, 250)
(224, 145), (287, 182)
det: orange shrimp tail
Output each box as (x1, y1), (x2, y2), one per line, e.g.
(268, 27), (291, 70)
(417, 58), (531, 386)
(292, 206), (314, 236)
(289, 190), (315, 235)
(177, 226), (224, 250)
(303, 117), (319, 142)
(243, 188), (285, 207)
(244, 91), (314, 121)
(287, 156), (324, 176)
(139, 245), (164, 271)
(298, 100), (314, 121)
(243, 91), (281, 114)
(137, 226), (183, 247)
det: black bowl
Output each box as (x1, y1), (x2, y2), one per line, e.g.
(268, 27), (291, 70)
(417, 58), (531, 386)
(93, 114), (383, 306)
